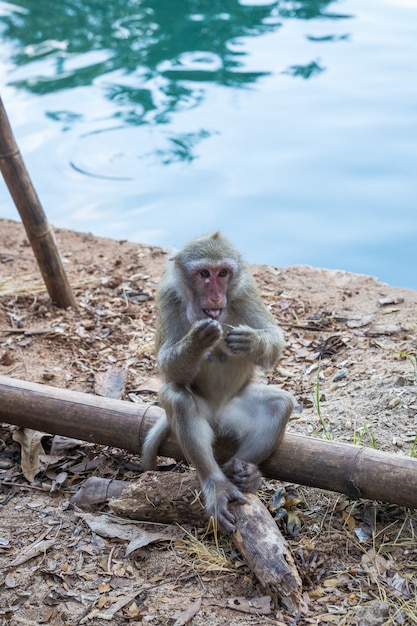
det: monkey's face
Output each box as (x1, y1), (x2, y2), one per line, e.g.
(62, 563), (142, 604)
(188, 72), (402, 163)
(186, 264), (233, 324)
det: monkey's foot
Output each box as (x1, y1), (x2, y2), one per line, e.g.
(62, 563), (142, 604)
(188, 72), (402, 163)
(222, 458), (262, 493)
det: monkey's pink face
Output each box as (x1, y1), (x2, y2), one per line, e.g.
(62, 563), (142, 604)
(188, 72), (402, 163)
(188, 264), (233, 322)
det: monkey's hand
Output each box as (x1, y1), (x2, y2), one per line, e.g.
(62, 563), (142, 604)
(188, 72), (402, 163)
(225, 324), (258, 355)
(203, 477), (246, 534)
(191, 318), (222, 350)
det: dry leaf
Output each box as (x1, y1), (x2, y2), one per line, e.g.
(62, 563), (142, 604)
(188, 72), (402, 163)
(95, 595), (138, 620)
(225, 596), (272, 615)
(346, 314), (375, 328)
(70, 477), (127, 508)
(50, 435), (84, 455)
(78, 512), (176, 553)
(365, 324), (403, 336)
(94, 365), (127, 399)
(123, 601), (144, 619)
(342, 510), (356, 532)
(50, 471), (68, 493)
(173, 597), (202, 626)
(5, 572), (16, 588)
(384, 572), (410, 598)
(125, 530), (175, 555)
(309, 586), (325, 598)
(361, 549), (390, 578)
(135, 375), (163, 393)
(12, 428), (46, 482)
(8, 538), (56, 568)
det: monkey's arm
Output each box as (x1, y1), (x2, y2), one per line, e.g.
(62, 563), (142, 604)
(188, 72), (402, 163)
(158, 318), (221, 384)
(226, 324), (284, 369)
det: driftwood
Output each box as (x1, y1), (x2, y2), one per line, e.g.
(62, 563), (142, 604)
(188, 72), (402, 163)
(109, 472), (302, 611)
(1, 374), (417, 508)
(0, 96), (75, 308)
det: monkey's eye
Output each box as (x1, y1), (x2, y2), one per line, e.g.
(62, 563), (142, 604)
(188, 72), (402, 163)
(218, 269), (228, 278)
(200, 269), (210, 278)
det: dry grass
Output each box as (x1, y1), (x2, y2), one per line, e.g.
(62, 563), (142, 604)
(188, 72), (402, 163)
(171, 525), (237, 575)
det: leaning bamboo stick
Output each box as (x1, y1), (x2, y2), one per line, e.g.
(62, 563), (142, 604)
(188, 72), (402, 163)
(1, 374), (416, 507)
(0, 96), (76, 308)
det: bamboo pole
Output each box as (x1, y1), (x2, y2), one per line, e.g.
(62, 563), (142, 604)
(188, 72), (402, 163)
(0, 374), (417, 508)
(0, 96), (76, 308)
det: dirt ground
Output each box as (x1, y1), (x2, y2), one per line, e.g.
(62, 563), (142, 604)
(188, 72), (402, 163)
(1, 217), (417, 626)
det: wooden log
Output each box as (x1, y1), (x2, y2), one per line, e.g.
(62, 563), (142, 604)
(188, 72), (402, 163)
(231, 494), (302, 612)
(109, 472), (302, 612)
(109, 471), (208, 525)
(0, 96), (76, 308)
(1, 374), (417, 508)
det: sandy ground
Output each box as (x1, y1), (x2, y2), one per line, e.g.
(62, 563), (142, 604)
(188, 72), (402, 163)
(1, 218), (417, 626)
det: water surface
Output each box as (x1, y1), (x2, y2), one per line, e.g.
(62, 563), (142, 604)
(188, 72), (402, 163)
(0, 0), (416, 289)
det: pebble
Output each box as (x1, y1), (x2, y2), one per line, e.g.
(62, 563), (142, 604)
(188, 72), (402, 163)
(388, 396), (401, 409)
(332, 371), (347, 382)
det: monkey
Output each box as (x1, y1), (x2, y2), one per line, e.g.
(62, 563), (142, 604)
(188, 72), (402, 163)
(141, 232), (295, 533)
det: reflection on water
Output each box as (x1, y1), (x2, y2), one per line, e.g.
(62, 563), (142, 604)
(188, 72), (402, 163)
(0, 0), (416, 289)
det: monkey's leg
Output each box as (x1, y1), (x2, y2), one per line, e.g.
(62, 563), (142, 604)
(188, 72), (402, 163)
(160, 382), (246, 533)
(220, 385), (295, 491)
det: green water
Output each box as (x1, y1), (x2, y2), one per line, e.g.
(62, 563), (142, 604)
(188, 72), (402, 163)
(0, 0), (416, 288)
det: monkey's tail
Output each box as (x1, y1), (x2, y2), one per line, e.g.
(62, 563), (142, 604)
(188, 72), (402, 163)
(141, 415), (170, 471)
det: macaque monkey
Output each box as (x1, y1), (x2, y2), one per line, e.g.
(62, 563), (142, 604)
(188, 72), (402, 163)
(141, 232), (294, 533)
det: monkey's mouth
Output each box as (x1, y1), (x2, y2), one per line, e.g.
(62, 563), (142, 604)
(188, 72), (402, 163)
(203, 309), (222, 319)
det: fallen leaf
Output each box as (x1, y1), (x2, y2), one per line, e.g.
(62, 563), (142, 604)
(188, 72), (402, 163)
(173, 597), (202, 626)
(70, 477), (127, 508)
(126, 530), (175, 555)
(309, 586), (325, 598)
(383, 572), (410, 598)
(50, 471), (68, 493)
(8, 538), (56, 568)
(123, 601), (144, 619)
(12, 428), (46, 482)
(361, 549), (390, 578)
(96, 595), (138, 620)
(134, 375), (163, 393)
(5, 572), (16, 588)
(226, 596), (272, 615)
(346, 314), (375, 328)
(205, 596), (272, 615)
(365, 324), (403, 336)
(342, 511), (356, 532)
(78, 512), (176, 553)
(50, 435), (84, 455)
(94, 365), (127, 399)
